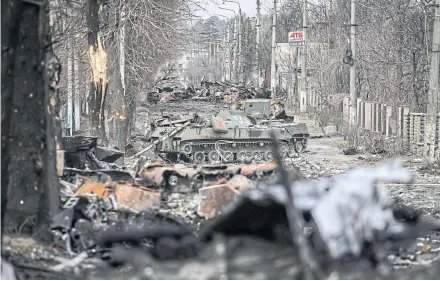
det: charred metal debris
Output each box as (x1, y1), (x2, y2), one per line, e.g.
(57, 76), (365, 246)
(4, 131), (440, 279)
(146, 79), (268, 105)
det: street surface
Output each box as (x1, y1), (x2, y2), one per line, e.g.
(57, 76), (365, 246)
(134, 100), (440, 214)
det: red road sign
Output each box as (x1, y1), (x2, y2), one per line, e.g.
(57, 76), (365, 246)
(289, 31), (304, 40)
(288, 31), (305, 46)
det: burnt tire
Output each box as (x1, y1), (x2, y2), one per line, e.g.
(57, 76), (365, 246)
(167, 173), (180, 187)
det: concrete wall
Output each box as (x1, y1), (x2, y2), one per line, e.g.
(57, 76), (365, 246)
(341, 98), (439, 158)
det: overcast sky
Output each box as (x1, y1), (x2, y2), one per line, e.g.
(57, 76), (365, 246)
(197, 0), (273, 19)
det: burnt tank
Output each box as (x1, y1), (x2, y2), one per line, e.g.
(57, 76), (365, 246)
(149, 102), (310, 164)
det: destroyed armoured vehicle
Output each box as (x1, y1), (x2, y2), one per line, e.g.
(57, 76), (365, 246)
(149, 108), (310, 164)
(239, 98), (293, 122)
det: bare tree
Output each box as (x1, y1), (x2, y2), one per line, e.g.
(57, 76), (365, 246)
(257, 0), (435, 115)
(2, 0), (60, 240)
(53, 0), (201, 148)
(87, 0), (109, 143)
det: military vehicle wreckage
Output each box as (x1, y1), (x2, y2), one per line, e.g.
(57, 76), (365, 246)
(148, 99), (310, 164)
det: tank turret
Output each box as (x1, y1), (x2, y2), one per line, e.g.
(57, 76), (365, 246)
(243, 99), (271, 120)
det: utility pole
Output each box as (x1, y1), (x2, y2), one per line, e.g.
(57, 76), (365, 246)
(73, 52), (81, 133)
(424, 0), (440, 161)
(218, 7), (237, 82)
(256, 0), (261, 87)
(300, 0), (308, 112)
(227, 23), (232, 81)
(208, 35), (213, 81)
(223, 1), (241, 83)
(233, 17), (238, 82)
(294, 49), (300, 112)
(238, 8), (242, 83)
(270, 0), (277, 98)
(67, 39), (73, 136)
(349, 0), (357, 127)
(224, 22), (230, 82)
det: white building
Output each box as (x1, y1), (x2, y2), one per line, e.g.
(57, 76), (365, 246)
(275, 42), (324, 114)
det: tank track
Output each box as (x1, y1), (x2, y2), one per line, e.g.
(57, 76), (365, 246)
(169, 138), (308, 164)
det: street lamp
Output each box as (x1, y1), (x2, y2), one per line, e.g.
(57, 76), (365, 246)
(214, 14), (232, 82)
(218, 6), (238, 83)
(222, 0), (242, 83)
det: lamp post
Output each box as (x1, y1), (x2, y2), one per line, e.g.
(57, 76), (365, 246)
(222, 0), (242, 83)
(218, 6), (238, 83)
(214, 14), (231, 82)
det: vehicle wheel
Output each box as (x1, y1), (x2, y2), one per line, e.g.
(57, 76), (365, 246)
(167, 173), (179, 187)
(265, 151), (274, 161)
(253, 151), (263, 162)
(223, 151), (234, 162)
(294, 139), (305, 153)
(208, 151), (221, 164)
(194, 151), (205, 164)
(237, 151), (247, 162)
(181, 144), (192, 154)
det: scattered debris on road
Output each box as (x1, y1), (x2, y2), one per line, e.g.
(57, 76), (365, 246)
(4, 90), (440, 280)
(5, 156), (440, 279)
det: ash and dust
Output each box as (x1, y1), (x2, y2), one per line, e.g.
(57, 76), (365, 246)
(3, 87), (440, 280)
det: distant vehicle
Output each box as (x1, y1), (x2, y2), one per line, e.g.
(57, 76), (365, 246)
(149, 100), (310, 164)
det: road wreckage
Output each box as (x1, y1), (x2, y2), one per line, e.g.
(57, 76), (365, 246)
(145, 79), (263, 104)
(57, 134), (279, 223)
(5, 132), (440, 279)
(6, 155), (440, 279)
(137, 162), (277, 191)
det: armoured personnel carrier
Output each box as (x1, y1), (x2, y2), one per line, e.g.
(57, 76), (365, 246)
(149, 104), (310, 164)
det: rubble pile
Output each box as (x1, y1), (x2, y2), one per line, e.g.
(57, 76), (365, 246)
(55, 134), (281, 223)
(162, 193), (201, 224)
(4, 128), (440, 279)
(197, 80), (266, 102)
(145, 79), (270, 105)
(4, 157), (440, 279)
(61, 136), (125, 170)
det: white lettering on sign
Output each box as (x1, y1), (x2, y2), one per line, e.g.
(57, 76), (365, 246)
(289, 31), (303, 39)
(288, 31), (306, 47)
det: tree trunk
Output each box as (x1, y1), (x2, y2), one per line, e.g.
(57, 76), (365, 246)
(412, 51), (420, 110)
(116, 2), (129, 153)
(106, 39), (125, 150)
(67, 39), (73, 136)
(127, 95), (136, 138)
(73, 51), (81, 133)
(1, 0), (60, 241)
(87, 0), (108, 144)
(397, 17), (404, 103)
